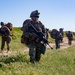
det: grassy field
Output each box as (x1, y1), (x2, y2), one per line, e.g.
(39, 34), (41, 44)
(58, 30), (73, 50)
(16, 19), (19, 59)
(0, 28), (75, 75)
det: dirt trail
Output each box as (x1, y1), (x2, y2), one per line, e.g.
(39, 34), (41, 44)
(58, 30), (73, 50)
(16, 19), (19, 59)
(47, 37), (75, 49)
(0, 37), (75, 56)
(20, 37), (75, 51)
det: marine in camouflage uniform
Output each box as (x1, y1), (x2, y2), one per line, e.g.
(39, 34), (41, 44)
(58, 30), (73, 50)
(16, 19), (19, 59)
(59, 28), (64, 43)
(55, 31), (61, 49)
(66, 31), (73, 45)
(0, 22), (12, 53)
(50, 29), (61, 49)
(22, 10), (46, 64)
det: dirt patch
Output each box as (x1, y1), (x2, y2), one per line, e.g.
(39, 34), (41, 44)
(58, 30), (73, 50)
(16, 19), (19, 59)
(47, 37), (75, 49)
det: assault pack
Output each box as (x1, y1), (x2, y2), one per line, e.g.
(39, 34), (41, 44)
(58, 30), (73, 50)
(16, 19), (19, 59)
(21, 19), (31, 45)
(50, 29), (61, 40)
(6, 22), (13, 31)
(50, 29), (58, 39)
(0, 22), (13, 37)
(0, 26), (10, 37)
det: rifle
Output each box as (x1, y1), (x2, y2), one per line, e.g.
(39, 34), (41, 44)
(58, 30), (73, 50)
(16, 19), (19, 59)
(29, 23), (53, 49)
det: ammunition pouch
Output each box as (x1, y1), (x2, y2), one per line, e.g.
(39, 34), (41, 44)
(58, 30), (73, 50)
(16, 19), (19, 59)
(40, 44), (46, 54)
(21, 35), (29, 45)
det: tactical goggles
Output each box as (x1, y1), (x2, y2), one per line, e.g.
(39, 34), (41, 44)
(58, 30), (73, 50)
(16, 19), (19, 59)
(34, 16), (39, 18)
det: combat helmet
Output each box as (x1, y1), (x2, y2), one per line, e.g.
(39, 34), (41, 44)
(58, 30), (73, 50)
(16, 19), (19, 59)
(0, 22), (5, 26)
(30, 10), (40, 18)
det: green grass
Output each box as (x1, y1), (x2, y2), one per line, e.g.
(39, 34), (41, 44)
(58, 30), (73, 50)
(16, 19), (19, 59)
(0, 28), (75, 75)
(0, 46), (75, 75)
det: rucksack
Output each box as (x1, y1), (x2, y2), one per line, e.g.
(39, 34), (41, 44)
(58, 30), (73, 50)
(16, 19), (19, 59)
(6, 22), (13, 31)
(50, 29), (58, 39)
(0, 26), (10, 37)
(21, 19), (31, 45)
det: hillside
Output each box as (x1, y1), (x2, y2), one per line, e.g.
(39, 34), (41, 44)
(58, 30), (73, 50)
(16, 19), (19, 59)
(0, 28), (75, 75)
(0, 46), (75, 75)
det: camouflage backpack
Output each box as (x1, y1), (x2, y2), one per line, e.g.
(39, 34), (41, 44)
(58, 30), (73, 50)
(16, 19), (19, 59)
(0, 26), (10, 37)
(21, 19), (31, 45)
(66, 31), (73, 41)
(50, 29), (58, 39)
(6, 22), (13, 31)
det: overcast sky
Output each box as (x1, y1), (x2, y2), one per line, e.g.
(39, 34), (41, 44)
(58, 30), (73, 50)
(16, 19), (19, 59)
(0, 0), (75, 31)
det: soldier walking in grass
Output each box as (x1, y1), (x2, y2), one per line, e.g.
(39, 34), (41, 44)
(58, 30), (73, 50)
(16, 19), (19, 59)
(66, 31), (73, 45)
(55, 31), (61, 49)
(0, 22), (13, 53)
(50, 29), (61, 49)
(21, 10), (46, 64)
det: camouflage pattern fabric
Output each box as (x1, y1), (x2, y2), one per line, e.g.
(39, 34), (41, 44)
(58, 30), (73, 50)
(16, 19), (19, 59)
(66, 31), (73, 45)
(50, 29), (58, 39)
(55, 31), (61, 49)
(59, 28), (64, 36)
(0, 25), (12, 51)
(59, 28), (64, 42)
(50, 29), (61, 49)
(21, 19), (31, 45)
(1, 36), (11, 51)
(6, 22), (13, 31)
(0, 26), (11, 37)
(22, 19), (46, 63)
(66, 32), (73, 41)
(46, 28), (49, 40)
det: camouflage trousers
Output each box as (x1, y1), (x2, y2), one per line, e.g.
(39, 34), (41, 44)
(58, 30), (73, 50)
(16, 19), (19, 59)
(68, 39), (72, 45)
(68, 37), (73, 45)
(28, 42), (41, 63)
(55, 39), (60, 49)
(1, 36), (12, 51)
